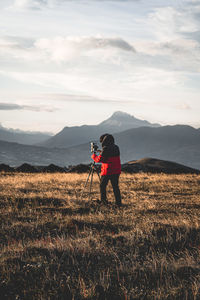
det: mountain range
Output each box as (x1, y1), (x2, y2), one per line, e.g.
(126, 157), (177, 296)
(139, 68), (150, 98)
(0, 124), (52, 145)
(39, 111), (160, 148)
(0, 111), (199, 169)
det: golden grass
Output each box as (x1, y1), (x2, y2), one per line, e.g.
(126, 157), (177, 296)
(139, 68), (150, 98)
(0, 172), (200, 299)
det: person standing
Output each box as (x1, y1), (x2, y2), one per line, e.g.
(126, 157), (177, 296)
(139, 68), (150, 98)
(91, 134), (122, 207)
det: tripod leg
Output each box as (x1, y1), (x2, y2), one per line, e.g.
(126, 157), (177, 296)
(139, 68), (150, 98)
(94, 166), (101, 182)
(89, 166), (94, 199)
(80, 167), (92, 200)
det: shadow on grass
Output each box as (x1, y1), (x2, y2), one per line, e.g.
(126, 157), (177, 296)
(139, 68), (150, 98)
(37, 206), (91, 216)
(139, 208), (179, 216)
(71, 219), (130, 234)
(0, 217), (131, 244)
(0, 246), (123, 300)
(16, 197), (65, 209)
(1, 240), (200, 300)
(178, 203), (200, 210)
(38, 200), (130, 215)
(151, 222), (200, 253)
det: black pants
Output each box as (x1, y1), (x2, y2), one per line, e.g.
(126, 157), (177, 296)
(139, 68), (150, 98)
(100, 174), (121, 205)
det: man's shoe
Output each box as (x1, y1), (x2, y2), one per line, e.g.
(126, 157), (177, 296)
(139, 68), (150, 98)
(96, 200), (108, 205)
(102, 200), (109, 205)
(96, 200), (102, 205)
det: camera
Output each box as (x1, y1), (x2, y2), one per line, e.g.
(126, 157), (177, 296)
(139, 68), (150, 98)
(91, 142), (98, 153)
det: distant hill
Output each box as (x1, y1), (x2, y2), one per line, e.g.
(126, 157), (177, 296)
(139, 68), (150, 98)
(40, 111), (160, 148)
(0, 124), (200, 169)
(1, 158), (199, 174)
(0, 124), (52, 145)
(122, 158), (200, 174)
(113, 125), (200, 169)
(0, 140), (78, 166)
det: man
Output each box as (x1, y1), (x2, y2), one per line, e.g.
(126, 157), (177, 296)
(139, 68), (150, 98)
(91, 134), (122, 207)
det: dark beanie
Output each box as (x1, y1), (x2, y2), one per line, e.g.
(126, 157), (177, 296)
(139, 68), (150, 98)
(100, 133), (109, 143)
(101, 134), (115, 147)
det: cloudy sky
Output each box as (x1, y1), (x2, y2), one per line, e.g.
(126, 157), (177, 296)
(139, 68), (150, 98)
(0, 0), (200, 133)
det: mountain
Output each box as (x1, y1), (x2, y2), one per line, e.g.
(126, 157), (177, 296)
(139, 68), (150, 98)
(122, 158), (200, 174)
(40, 111), (160, 148)
(0, 125), (200, 169)
(113, 125), (200, 168)
(40, 125), (103, 149)
(0, 124), (52, 145)
(99, 111), (160, 129)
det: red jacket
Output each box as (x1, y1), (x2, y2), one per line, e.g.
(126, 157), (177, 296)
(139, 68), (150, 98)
(91, 153), (121, 176)
(91, 134), (121, 176)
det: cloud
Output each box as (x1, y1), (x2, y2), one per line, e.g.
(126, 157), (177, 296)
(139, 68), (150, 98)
(134, 2), (200, 72)
(135, 37), (200, 56)
(13, 0), (50, 10)
(12, 0), (138, 10)
(2, 31), (200, 74)
(148, 3), (200, 42)
(176, 103), (192, 110)
(34, 93), (134, 103)
(0, 35), (135, 63)
(134, 38), (200, 72)
(35, 36), (136, 62)
(0, 102), (57, 112)
(1, 66), (186, 102)
(0, 36), (43, 62)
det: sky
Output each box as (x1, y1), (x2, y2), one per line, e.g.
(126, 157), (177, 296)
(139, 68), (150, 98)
(0, 0), (200, 133)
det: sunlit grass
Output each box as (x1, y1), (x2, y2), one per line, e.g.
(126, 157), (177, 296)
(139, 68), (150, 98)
(0, 172), (200, 299)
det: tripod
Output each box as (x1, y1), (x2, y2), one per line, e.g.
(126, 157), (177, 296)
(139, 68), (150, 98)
(81, 161), (101, 200)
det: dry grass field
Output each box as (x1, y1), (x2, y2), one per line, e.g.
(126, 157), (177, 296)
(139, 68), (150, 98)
(1, 172), (200, 300)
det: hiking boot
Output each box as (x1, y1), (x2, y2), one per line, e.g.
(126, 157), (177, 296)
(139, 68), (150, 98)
(102, 200), (109, 205)
(96, 200), (108, 205)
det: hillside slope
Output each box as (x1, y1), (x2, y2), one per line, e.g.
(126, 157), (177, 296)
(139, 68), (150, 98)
(113, 125), (200, 168)
(122, 157), (200, 174)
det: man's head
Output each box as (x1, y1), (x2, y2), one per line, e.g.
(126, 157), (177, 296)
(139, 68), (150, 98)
(99, 133), (109, 143)
(100, 134), (115, 147)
